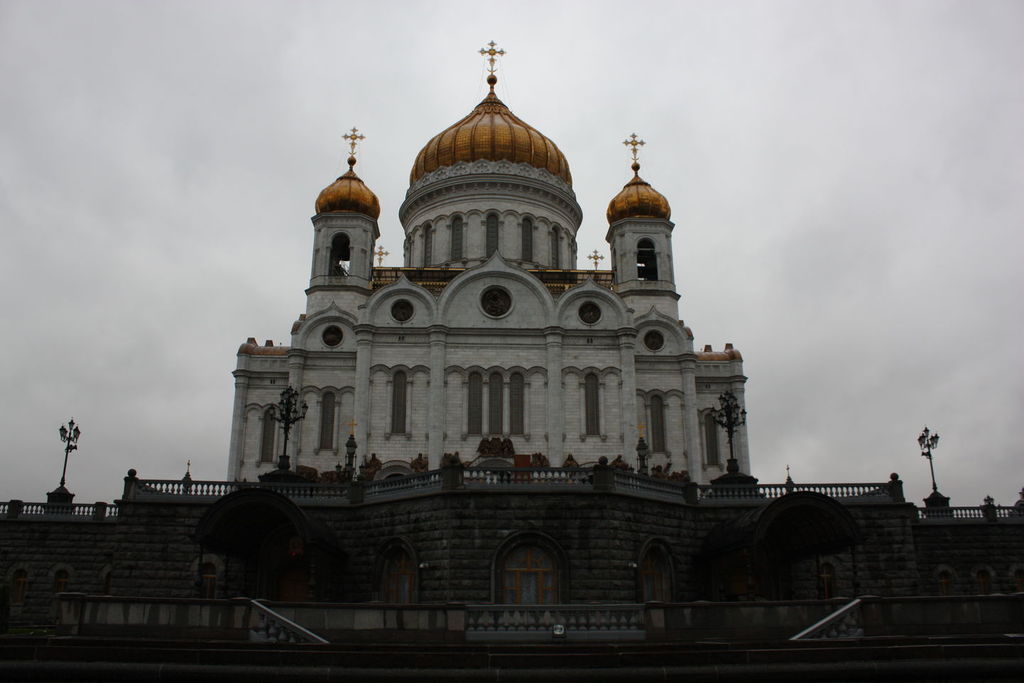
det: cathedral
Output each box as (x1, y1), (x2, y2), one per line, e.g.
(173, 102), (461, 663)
(2, 49), (1022, 654)
(229, 53), (748, 484)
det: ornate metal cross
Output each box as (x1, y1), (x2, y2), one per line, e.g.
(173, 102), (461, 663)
(346, 418), (358, 435)
(623, 132), (645, 162)
(374, 246), (389, 266)
(343, 127), (365, 156)
(587, 249), (605, 269)
(479, 41), (506, 75)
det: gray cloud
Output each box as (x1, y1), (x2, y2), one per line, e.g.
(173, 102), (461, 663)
(1, 0), (1020, 508)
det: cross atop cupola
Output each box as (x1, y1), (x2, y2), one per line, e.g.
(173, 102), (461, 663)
(479, 40), (506, 75)
(623, 132), (645, 164)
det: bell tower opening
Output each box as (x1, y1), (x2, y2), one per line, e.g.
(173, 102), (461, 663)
(637, 239), (658, 280)
(330, 233), (351, 276)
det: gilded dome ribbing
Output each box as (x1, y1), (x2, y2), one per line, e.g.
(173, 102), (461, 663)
(606, 161), (671, 223)
(410, 75), (572, 186)
(315, 156), (381, 218)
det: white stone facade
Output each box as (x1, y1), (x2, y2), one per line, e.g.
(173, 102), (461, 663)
(228, 126), (748, 484)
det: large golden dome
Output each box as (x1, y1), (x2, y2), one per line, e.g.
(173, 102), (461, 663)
(315, 156), (381, 219)
(606, 162), (671, 223)
(410, 75), (572, 186)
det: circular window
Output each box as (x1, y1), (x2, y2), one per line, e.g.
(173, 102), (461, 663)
(578, 301), (601, 324)
(644, 330), (664, 351)
(391, 299), (414, 322)
(481, 287), (512, 317)
(321, 325), (343, 347)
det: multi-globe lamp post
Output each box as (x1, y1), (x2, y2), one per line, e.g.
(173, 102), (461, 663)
(49, 418), (81, 504)
(918, 426), (949, 508)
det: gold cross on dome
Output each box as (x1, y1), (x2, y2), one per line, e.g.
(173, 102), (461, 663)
(479, 41), (506, 75)
(623, 133), (645, 162)
(637, 423), (646, 437)
(346, 418), (358, 434)
(588, 250), (605, 269)
(374, 246), (389, 266)
(343, 127), (365, 156)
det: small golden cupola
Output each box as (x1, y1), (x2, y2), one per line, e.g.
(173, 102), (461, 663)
(606, 133), (671, 224)
(315, 127), (381, 218)
(410, 42), (572, 186)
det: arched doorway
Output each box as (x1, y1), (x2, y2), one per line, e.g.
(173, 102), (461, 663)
(702, 492), (860, 601)
(195, 489), (343, 601)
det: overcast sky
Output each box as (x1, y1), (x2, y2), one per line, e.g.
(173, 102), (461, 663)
(1, 0), (1021, 508)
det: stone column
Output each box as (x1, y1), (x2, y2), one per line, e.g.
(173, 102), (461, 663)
(681, 361), (702, 481)
(544, 327), (565, 464)
(427, 326), (448, 469)
(617, 329), (639, 467)
(353, 326), (373, 457)
(228, 370), (250, 480)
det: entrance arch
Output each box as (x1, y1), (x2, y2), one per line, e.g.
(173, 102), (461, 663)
(195, 488), (343, 601)
(702, 492), (860, 601)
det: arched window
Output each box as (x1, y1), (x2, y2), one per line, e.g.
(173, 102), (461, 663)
(650, 395), (666, 453)
(640, 546), (671, 602)
(819, 562), (836, 599)
(381, 547), (416, 603)
(500, 546), (557, 604)
(550, 228), (561, 268)
(703, 412), (720, 465)
(200, 562), (217, 599)
(510, 373), (525, 435)
(467, 372), (483, 435)
(330, 233), (351, 275)
(319, 392), (336, 449)
(422, 223), (432, 266)
(11, 569), (28, 604)
(450, 216), (464, 260)
(584, 373), (600, 436)
(53, 569), (69, 594)
(488, 372), (504, 435)
(637, 239), (658, 280)
(937, 570), (953, 596)
(521, 218), (533, 261)
(977, 569), (992, 594)
(391, 371), (407, 434)
(486, 213), (499, 256)
(260, 408), (276, 463)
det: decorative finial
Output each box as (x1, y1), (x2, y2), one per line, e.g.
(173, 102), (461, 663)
(187, 459), (192, 475)
(374, 246), (389, 266)
(587, 249), (605, 270)
(623, 133), (645, 174)
(346, 418), (358, 435)
(637, 423), (646, 437)
(479, 41), (505, 91)
(342, 127), (365, 169)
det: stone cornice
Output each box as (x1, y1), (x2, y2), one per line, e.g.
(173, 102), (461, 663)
(400, 161), (582, 228)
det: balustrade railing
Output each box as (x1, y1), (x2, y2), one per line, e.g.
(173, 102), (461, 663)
(790, 598), (863, 640)
(363, 470), (441, 498)
(699, 482), (894, 501)
(463, 467), (592, 488)
(1, 501), (117, 520)
(917, 505), (1023, 521)
(249, 599), (328, 644)
(466, 603), (644, 641)
(135, 479), (349, 500)
(612, 471), (686, 501)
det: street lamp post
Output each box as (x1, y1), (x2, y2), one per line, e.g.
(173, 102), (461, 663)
(272, 386), (307, 472)
(918, 426), (949, 508)
(49, 418), (81, 504)
(711, 391), (747, 466)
